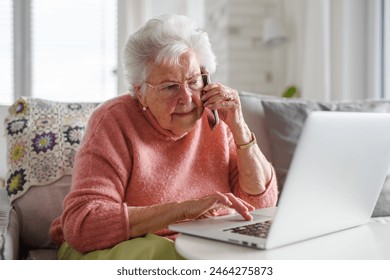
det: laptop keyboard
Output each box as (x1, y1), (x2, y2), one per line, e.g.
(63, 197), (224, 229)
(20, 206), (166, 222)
(223, 220), (272, 238)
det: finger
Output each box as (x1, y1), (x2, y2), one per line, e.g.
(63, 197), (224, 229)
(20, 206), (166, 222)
(204, 100), (238, 111)
(236, 198), (256, 211)
(223, 193), (254, 221)
(202, 84), (236, 102)
(224, 193), (251, 212)
(203, 91), (238, 108)
(209, 192), (254, 220)
(203, 92), (236, 106)
(197, 208), (236, 220)
(203, 93), (239, 112)
(212, 191), (233, 207)
(201, 86), (221, 103)
(214, 192), (252, 211)
(202, 193), (254, 221)
(213, 207), (237, 216)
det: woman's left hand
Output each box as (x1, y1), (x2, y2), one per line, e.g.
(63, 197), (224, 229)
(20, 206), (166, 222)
(202, 82), (274, 196)
(201, 83), (243, 129)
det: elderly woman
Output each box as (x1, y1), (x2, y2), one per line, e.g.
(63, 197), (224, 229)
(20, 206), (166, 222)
(49, 14), (278, 260)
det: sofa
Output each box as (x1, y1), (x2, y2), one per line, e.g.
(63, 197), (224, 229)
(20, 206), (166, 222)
(1, 91), (390, 260)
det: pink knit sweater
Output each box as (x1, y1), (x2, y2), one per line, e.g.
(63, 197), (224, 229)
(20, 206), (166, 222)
(49, 94), (278, 253)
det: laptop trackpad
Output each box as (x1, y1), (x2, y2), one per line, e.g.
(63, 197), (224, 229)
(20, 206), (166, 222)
(222, 213), (272, 223)
(252, 214), (273, 221)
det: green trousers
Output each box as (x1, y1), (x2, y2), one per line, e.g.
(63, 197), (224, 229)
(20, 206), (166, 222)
(58, 234), (185, 260)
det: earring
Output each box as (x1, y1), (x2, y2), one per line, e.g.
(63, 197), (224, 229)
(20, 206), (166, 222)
(142, 106), (147, 111)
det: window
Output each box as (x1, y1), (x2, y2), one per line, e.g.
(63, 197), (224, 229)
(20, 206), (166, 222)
(0, 0), (13, 105)
(384, 0), (390, 98)
(2, 0), (117, 104)
(31, 0), (117, 102)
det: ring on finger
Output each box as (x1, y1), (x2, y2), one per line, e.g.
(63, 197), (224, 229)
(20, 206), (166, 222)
(224, 94), (232, 101)
(216, 204), (227, 211)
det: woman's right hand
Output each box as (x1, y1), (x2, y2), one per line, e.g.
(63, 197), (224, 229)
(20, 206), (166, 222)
(180, 192), (255, 221)
(128, 192), (255, 238)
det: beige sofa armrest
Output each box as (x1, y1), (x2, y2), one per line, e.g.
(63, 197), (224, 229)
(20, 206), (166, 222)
(2, 208), (20, 259)
(1, 187), (20, 260)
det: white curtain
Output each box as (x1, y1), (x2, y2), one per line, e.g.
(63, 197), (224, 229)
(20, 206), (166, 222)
(282, 0), (382, 102)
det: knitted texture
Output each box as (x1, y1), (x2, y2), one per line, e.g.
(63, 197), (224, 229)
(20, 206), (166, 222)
(4, 97), (99, 202)
(50, 94), (278, 253)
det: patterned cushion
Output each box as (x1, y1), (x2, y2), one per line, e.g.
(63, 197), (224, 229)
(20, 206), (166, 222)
(4, 97), (99, 202)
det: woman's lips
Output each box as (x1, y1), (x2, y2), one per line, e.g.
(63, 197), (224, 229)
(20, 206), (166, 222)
(173, 108), (196, 117)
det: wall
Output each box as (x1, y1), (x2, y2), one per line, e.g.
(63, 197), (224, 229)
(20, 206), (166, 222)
(205, 0), (286, 97)
(119, 0), (286, 97)
(203, 0), (229, 85)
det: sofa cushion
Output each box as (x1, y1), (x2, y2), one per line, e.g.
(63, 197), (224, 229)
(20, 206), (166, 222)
(26, 249), (58, 260)
(262, 98), (390, 217)
(0, 187), (13, 259)
(1, 208), (20, 260)
(261, 98), (331, 189)
(13, 175), (71, 250)
(239, 92), (277, 161)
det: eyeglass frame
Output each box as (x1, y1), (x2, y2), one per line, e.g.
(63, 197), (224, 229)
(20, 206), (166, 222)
(143, 73), (208, 99)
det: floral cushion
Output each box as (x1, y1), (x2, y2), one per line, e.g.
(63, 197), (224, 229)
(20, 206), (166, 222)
(4, 97), (99, 202)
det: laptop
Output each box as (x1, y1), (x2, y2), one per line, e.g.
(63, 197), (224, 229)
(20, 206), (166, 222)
(169, 111), (390, 250)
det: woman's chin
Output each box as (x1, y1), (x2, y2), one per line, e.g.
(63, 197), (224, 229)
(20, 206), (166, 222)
(171, 110), (200, 135)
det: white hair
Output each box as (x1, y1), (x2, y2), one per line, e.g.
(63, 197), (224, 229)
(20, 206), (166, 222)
(122, 14), (217, 93)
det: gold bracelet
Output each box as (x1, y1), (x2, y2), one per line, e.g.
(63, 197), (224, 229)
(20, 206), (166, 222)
(236, 132), (257, 150)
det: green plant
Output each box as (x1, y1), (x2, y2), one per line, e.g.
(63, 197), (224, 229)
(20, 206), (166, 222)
(282, 86), (298, 98)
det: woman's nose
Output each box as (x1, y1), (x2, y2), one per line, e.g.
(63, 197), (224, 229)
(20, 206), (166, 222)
(177, 84), (193, 104)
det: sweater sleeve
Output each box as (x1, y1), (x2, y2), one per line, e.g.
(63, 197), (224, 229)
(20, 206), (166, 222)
(59, 103), (133, 253)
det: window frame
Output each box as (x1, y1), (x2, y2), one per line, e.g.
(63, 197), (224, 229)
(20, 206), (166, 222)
(384, 0), (390, 99)
(12, 0), (121, 103)
(13, 0), (31, 99)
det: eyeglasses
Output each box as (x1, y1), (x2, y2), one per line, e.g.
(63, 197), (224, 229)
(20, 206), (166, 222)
(144, 74), (207, 99)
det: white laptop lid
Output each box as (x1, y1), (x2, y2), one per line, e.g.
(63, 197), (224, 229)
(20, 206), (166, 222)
(266, 111), (390, 248)
(170, 112), (390, 250)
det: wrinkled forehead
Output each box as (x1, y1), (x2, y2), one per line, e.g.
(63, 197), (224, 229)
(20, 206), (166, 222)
(146, 51), (201, 83)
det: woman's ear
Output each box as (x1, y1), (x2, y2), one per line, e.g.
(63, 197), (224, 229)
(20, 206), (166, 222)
(134, 85), (148, 108)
